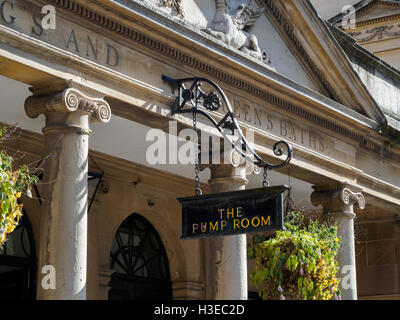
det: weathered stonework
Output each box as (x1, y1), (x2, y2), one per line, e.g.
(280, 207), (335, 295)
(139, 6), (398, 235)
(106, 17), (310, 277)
(312, 185), (366, 300)
(159, 0), (184, 17)
(349, 24), (400, 43)
(24, 87), (111, 300)
(25, 88), (111, 126)
(0, 0), (399, 301)
(203, 0), (270, 64)
(2, 0), (397, 166)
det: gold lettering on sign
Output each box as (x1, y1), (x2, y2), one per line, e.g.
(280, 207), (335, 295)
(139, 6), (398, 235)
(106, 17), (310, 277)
(191, 206), (271, 234)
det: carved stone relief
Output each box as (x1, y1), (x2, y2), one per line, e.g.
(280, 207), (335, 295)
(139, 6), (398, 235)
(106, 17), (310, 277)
(159, 0), (184, 18)
(348, 24), (400, 43)
(141, 0), (185, 18)
(203, 0), (272, 65)
(139, 0), (271, 66)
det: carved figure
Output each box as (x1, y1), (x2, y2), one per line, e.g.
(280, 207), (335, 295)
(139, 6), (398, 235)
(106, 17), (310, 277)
(159, 0), (184, 17)
(203, 0), (269, 63)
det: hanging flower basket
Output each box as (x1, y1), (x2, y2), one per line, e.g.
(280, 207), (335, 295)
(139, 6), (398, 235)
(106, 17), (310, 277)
(0, 128), (37, 246)
(248, 210), (342, 300)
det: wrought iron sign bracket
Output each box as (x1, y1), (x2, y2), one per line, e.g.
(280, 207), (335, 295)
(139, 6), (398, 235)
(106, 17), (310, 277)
(162, 75), (293, 174)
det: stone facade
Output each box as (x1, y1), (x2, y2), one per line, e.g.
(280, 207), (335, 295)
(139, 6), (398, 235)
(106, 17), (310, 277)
(0, 0), (399, 300)
(330, 0), (400, 70)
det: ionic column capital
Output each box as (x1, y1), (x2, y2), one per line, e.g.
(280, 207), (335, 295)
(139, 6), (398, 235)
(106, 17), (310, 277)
(207, 154), (249, 193)
(231, 149), (262, 176)
(311, 186), (365, 216)
(24, 88), (111, 124)
(200, 149), (260, 176)
(340, 188), (366, 210)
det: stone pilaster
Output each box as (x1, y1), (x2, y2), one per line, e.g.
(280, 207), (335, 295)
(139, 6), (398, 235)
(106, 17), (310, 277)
(394, 217), (400, 292)
(98, 268), (115, 300)
(25, 87), (111, 300)
(172, 280), (204, 300)
(311, 185), (365, 300)
(394, 217), (400, 264)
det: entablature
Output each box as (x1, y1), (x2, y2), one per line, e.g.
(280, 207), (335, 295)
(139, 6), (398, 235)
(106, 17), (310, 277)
(0, 0), (399, 205)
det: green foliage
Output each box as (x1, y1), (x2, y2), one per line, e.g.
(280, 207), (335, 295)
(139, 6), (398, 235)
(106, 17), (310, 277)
(248, 210), (342, 300)
(0, 127), (38, 246)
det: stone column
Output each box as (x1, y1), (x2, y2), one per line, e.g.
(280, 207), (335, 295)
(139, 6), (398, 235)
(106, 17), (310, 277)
(25, 88), (111, 300)
(311, 185), (365, 300)
(394, 217), (400, 292)
(206, 163), (248, 300)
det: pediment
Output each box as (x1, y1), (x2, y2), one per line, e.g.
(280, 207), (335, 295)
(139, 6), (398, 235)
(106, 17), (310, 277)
(355, 0), (400, 22)
(140, 0), (323, 94)
(330, 0), (400, 26)
(138, 0), (386, 123)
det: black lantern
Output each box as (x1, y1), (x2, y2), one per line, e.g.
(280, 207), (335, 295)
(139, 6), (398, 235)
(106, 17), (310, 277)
(87, 169), (104, 212)
(33, 169), (104, 212)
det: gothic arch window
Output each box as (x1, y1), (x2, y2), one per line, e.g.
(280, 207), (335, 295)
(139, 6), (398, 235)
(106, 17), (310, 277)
(0, 212), (36, 300)
(109, 213), (172, 300)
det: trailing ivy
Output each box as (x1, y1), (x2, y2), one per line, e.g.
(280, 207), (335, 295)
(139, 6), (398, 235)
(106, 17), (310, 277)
(248, 210), (342, 300)
(0, 127), (38, 246)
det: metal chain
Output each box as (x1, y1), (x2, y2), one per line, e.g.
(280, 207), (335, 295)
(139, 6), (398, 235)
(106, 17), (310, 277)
(193, 108), (202, 196)
(263, 167), (269, 187)
(284, 167), (296, 212)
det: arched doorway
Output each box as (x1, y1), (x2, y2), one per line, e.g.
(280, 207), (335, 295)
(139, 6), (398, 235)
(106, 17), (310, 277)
(0, 212), (36, 300)
(108, 213), (172, 300)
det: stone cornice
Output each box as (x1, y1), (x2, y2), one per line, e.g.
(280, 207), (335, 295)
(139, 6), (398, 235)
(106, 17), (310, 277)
(355, 0), (400, 24)
(260, 0), (341, 103)
(265, 0), (387, 123)
(331, 24), (400, 83)
(332, 0), (400, 28)
(355, 13), (400, 28)
(2, 123), (399, 210)
(2, 0), (398, 163)
(44, 0), (379, 118)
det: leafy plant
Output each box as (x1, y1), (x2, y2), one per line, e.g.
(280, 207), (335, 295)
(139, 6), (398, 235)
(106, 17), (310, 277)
(248, 210), (342, 300)
(0, 126), (38, 246)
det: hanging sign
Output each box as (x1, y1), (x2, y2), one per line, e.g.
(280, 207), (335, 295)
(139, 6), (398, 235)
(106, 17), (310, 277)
(178, 186), (288, 240)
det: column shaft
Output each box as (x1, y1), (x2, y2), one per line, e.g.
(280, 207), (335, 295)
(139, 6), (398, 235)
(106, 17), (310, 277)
(311, 186), (365, 301)
(25, 88), (111, 300)
(208, 165), (248, 300)
(331, 212), (357, 300)
(38, 112), (89, 299)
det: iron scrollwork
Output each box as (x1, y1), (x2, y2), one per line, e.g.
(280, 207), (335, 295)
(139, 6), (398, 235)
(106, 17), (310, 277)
(162, 75), (293, 171)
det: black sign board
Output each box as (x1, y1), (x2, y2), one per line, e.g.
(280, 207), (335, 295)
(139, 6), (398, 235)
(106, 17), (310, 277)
(178, 186), (288, 240)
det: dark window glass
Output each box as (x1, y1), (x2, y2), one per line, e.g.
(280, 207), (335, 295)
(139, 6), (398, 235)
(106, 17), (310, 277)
(0, 213), (36, 300)
(109, 213), (171, 300)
